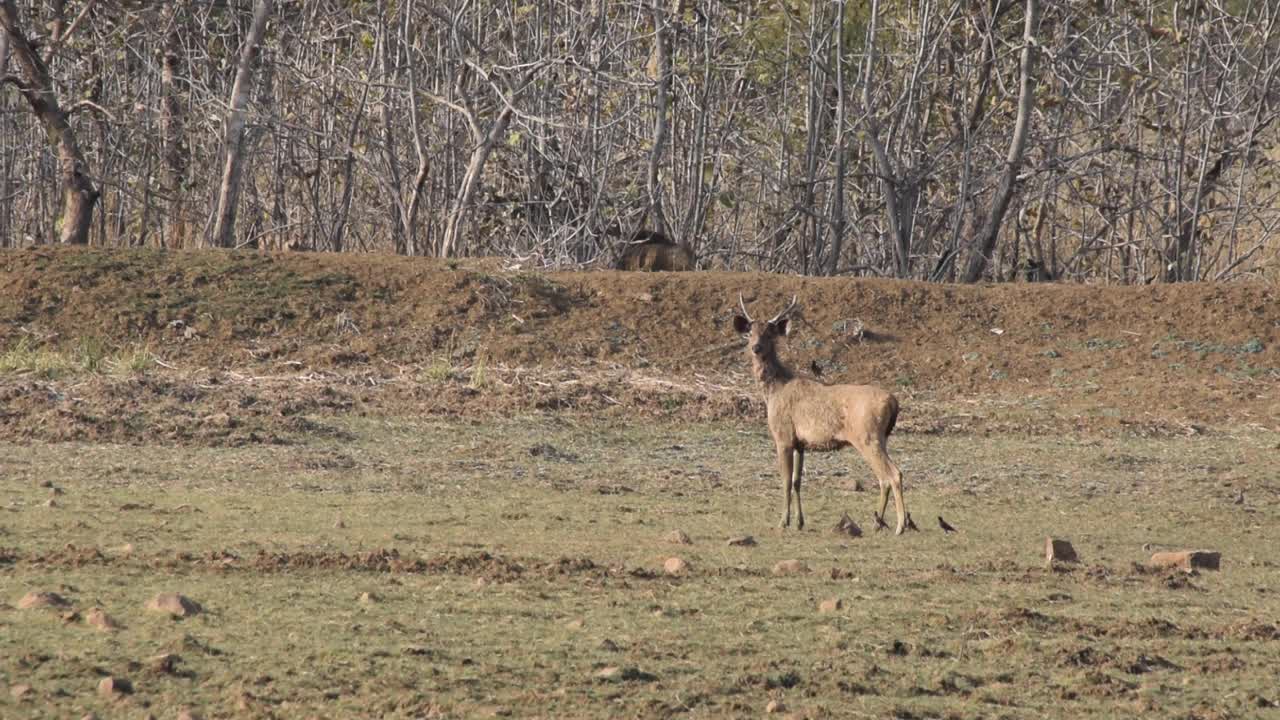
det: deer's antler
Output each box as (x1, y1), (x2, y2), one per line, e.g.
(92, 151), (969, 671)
(738, 293), (754, 322)
(769, 295), (799, 325)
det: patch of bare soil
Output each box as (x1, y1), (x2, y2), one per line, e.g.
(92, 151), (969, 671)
(2, 247), (1277, 442)
(5, 546), (659, 585)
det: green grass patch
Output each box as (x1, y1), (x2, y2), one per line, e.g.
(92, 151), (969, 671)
(0, 336), (156, 379)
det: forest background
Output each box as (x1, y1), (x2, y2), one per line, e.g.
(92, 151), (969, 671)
(2, 0), (1278, 284)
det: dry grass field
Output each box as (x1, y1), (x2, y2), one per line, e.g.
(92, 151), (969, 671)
(1, 248), (1278, 718)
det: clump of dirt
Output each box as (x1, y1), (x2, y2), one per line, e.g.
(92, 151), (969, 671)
(2, 247), (1277, 442)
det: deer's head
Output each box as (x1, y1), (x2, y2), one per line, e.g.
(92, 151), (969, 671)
(733, 295), (798, 361)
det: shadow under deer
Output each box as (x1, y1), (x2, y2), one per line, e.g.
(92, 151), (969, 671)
(733, 295), (910, 534)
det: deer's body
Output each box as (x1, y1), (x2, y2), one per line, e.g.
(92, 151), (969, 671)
(736, 296), (908, 534)
(615, 231), (695, 272)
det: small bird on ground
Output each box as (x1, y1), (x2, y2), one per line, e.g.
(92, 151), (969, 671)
(873, 511), (890, 532)
(904, 513), (920, 532)
(809, 359), (823, 378)
(938, 515), (957, 534)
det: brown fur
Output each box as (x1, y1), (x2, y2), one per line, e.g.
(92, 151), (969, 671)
(614, 231), (695, 272)
(733, 297), (909, 534)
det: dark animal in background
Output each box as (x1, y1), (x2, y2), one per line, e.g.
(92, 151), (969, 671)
(614, 230), (695, 272)
(1023, 258), (1058, 282)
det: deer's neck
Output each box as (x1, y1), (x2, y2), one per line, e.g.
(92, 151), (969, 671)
(752, 351), (794, 389)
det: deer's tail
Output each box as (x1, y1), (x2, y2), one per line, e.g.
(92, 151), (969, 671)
(885, 395), (900, 438)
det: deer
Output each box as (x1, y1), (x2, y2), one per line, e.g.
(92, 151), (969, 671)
(613, 230), (695, 272)
(733, 295), (910, 534)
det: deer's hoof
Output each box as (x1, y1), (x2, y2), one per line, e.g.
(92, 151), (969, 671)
(797, 517), (805, 530)
(895, 526), (905, 536)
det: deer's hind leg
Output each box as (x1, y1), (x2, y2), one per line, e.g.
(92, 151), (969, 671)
(777, 444), (796, 528)
(855, 438), (907, 535)
(792, 448), (805, 530)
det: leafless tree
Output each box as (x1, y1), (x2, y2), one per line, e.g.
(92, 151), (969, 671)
(210, 0), (273, 248)
(1, 0), (99, 244)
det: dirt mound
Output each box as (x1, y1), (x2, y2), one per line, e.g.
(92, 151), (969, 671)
(2, 247), (1277, 436)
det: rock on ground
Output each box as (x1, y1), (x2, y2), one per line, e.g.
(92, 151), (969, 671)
(17, 591), (70, 609)
(772, 559), (809, 576)
(1150, 550), (1220, 572)
(145, 592), (202, 617)
(96, 676), (133, 696)
(1045, 537), (1079, 566)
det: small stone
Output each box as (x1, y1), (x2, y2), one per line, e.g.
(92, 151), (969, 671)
(38, 479), (53, 488)
(358, 592), (378, 605)
(145, 592), (202, 617)
(1045, 537), (1079, 567)
(1150, 550), (1221, 572)
(663, 557), (689, 576)
(149, 653), (180, 675)
(80, 714), (98, 720)
(117, 543), (135, 557)
(176, 708), (203, 720)
(18, 591), (70, 609)
(665, 529), (692, 545)
(772, 559), (810, 576)
(10, 684), (32, 699)
(727, 535), (757, 547)
(766, 699), (787, 713)
(49, 486), (64, 496)
(44, 498), (58, 508)
(85, 607), (120, 631)
(594, 666), (656, 682)
(334, 516), (346, 529)
(599, 638), (620, 652)
(97, 676), (132, 696)
(819, 598), (844, 613)
(564, 618), (585, 630)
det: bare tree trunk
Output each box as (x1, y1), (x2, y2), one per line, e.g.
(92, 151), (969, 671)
(331, 48), (376, 254)
(961, 0), (1040, 283)
(827, 0), (848, 276)
(646, 1), (672, 235)
(399, 0), (430, 257)
(441, 105), (513, 257)
(859, 0), (910, 278)
(159, 5), (190, 249)
(0, 0), (99, 245)
(210, 0), (273, 249)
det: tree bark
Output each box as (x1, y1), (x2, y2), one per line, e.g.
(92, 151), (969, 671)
(827, 0), (847, 276)
(441, 105), (513, 258)
(210, 0), (274, 249)
(859, 0), (911, 278)
(961, 0), (1040, 283)
(645, 1), (672, 236)
(0, 0), (99, 245)
(159, 5), (190, 249)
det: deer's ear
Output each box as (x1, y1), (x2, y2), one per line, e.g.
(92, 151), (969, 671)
(732, 315), (751, 334)
(773, 317), (790, 336)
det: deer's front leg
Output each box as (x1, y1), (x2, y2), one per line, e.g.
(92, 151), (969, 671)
(777, 445), (794, 528)
(792, 448), (805, 530)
